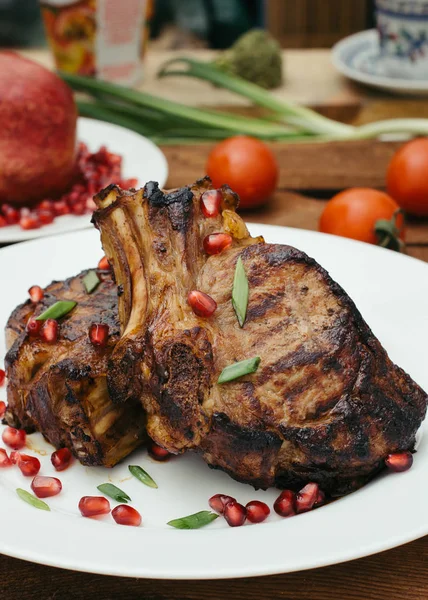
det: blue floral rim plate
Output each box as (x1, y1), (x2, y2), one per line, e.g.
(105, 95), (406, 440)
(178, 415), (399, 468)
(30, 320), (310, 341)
(332, 29), (428, 95)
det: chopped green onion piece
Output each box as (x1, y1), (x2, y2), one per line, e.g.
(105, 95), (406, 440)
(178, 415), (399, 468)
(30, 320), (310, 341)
(83, 270), (100, 294)
(167, 511), (219, 529)
(218, 356), (261, 384)
(16, 488), (50, 511)
(232, 257), (249, 327)
(97, 483), (131, 503)
(35, 300), (77, 321)
(128, 465), (158, 489)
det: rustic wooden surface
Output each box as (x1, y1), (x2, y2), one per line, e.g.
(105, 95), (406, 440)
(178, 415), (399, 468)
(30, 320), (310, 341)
(2, 51), (428, 599)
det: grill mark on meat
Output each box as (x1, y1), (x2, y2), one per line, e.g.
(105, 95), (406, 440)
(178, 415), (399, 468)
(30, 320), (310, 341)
(246, 290), (286, 321)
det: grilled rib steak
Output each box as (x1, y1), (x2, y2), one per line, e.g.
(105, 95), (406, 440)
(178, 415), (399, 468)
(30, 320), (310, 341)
(5, 269), (146, 466)
(93, 177), (427, 495)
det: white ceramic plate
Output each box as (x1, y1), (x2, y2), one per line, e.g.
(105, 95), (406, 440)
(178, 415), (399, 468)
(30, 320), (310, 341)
(332, 29), (428, 95)
(0, 118), (168, 244)
(0, 224), (427, 579)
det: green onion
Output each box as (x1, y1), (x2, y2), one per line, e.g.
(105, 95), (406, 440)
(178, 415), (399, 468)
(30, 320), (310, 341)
(16, 488), (50, 511)
(83, 270), (100, 294)
(232, 257), (249, 327)
(218, 356), (261, 384)
(97, 483), (131, 503)
(128, 465), (158, 489)
(35, 300), (77, 321)
(167, 511), (219, 529)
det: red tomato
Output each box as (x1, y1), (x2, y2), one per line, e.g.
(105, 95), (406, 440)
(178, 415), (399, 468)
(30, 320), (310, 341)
(319, 188), (405, 247)
(387, 138), (428, 216)
(206, 136), (278, 209)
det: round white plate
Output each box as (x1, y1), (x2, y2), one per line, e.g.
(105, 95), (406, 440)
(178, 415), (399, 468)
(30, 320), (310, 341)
(0, 118), (168, 244)
(0, 224), (427, 579)
(332, 29), (428, 95)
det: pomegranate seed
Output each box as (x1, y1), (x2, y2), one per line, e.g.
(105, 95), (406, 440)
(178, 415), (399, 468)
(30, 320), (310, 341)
(0, 215), (7, 227)
(31, 475), (62, 498)
(10, 450), (21, 464)
(38, 200), (54, 211)
(40, 319), (59, 343)
(208, 493), (236, 514)
(16, 453), (41, 477)
(70, 202), (86, 216)
(0, 400), (6, 417)
(28, 285), (44, 303)
(200, 189), (222, 218)
(245, 500), (270, 523)
(2, 205), (20, 224)
(51, 447), (73, 471)
(38, 210), (54, 225)
(295, 483), (319, 514)
(53, 200), (70, 216)
(89, 323), (109, 347)
(187, 290), (217, 318)
(314, 489), (326, 507)
(26, 316), (43, 337)
(2, 426), (26, 449)
(223, 500), (247, 527)
(20, 215), (40, 230)
(385, 451), (414, 472)
(0, 448), (11, 467)
(203, 233), (233, 255)
(79, 496), (111, 517)
(148, 441), (171, 461)
(98, 256), (110, 270)
(112, 505), (142, 527)
(0, 369), (5, 386)
(274, 490), (296, 517)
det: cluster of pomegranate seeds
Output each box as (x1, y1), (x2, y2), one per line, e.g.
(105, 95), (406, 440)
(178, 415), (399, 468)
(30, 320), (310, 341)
(28, 285), (44, 303)
(31, 476), (62, 498)
(12, 452), (41, 477)
(2, 426), (26, 449)
(0, 143), (138, 231)
(88, 323), (109, 348)
(39, 319), (59, 343)
(148, 441), (172, 462)
(79, 496), (111, 518)
(0, 448), (12, 467)
(0, 369), (5, 387)
(51, 447), (73, 471)
(187, 290), (217, 318)
(385, 451), (414, 472)
(98, 255), (111, 271)
(209, 493), (270, 527)
(0, 400), (6, 418)
(203, 233), (233, 256)
(200, 189), (222, 218)
(112, 505), (142, 527)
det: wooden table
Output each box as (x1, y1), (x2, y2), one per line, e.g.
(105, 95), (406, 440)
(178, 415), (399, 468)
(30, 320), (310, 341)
(2, 49), (428, 600)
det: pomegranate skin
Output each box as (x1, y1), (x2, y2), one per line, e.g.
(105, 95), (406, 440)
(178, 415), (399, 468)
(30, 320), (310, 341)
(0, 52), (77, 206)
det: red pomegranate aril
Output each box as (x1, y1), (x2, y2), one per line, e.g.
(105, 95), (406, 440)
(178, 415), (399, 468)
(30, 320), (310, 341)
(38, 210), (54, 225)
(148, 441), (171, 461)
(89, 323), (109, 347)
(0, 400), (6, 417)
(188, 290), (217, 318)
(0, 369), (5, 386)
(10, 450), (21, 464)
(200, 189), (222, 218)
(295, 483), (319, 514)
(223, 500), (247, 527)
(2, 426), (26, 450)
(53, 200), (70, 216)
(112, 505), (142, 527)
(208, 493), (236, 514)
(31, 475), (62, 498)
(314, 489), (326, 508)
(245, 500), (270, 523)
(2, 205), (20, 224)
(0, 448), (11, 467)
(51, 447), (73, 471)
(274, 490), (296, 517)
(20, 215), (41, 230)
(385, 451), (414, 472)
(98, 256), (110, 271)
(38, 200), (54, 211)
(203, 233), (233, 255)
(17, 453), (41, 477)
(0, 216), (6, 227)
(40, 319), (59, 343)
(28, 285), (44, 303)
(26, 316), (43, 337)
(79, 496), (111, 517)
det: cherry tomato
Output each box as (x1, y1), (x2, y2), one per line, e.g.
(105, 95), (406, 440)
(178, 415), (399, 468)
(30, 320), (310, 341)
(387, 138), (428, 216)
(206, 136), (278, 209)
(319, 188), (405, 248)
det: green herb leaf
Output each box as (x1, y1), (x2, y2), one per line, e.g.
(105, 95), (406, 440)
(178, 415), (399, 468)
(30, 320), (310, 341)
(167, 510), (219, 529)
(83, 270), (100, 294)
(218, 356), (261, 384)
(232, 256), (249, 327)
(97, 483), (131, 503)
(35, 301), (77, 321)
(128, 465), (158, 489)
(16, 488), (50, 511)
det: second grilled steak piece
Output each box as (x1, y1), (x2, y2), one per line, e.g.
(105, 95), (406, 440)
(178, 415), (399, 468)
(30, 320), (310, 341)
(5, 269), (146, 467)
(93, 178), (427, 495)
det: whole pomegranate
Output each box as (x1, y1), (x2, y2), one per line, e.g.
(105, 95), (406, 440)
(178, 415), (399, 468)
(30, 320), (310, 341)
(0, 52), (77, 206)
